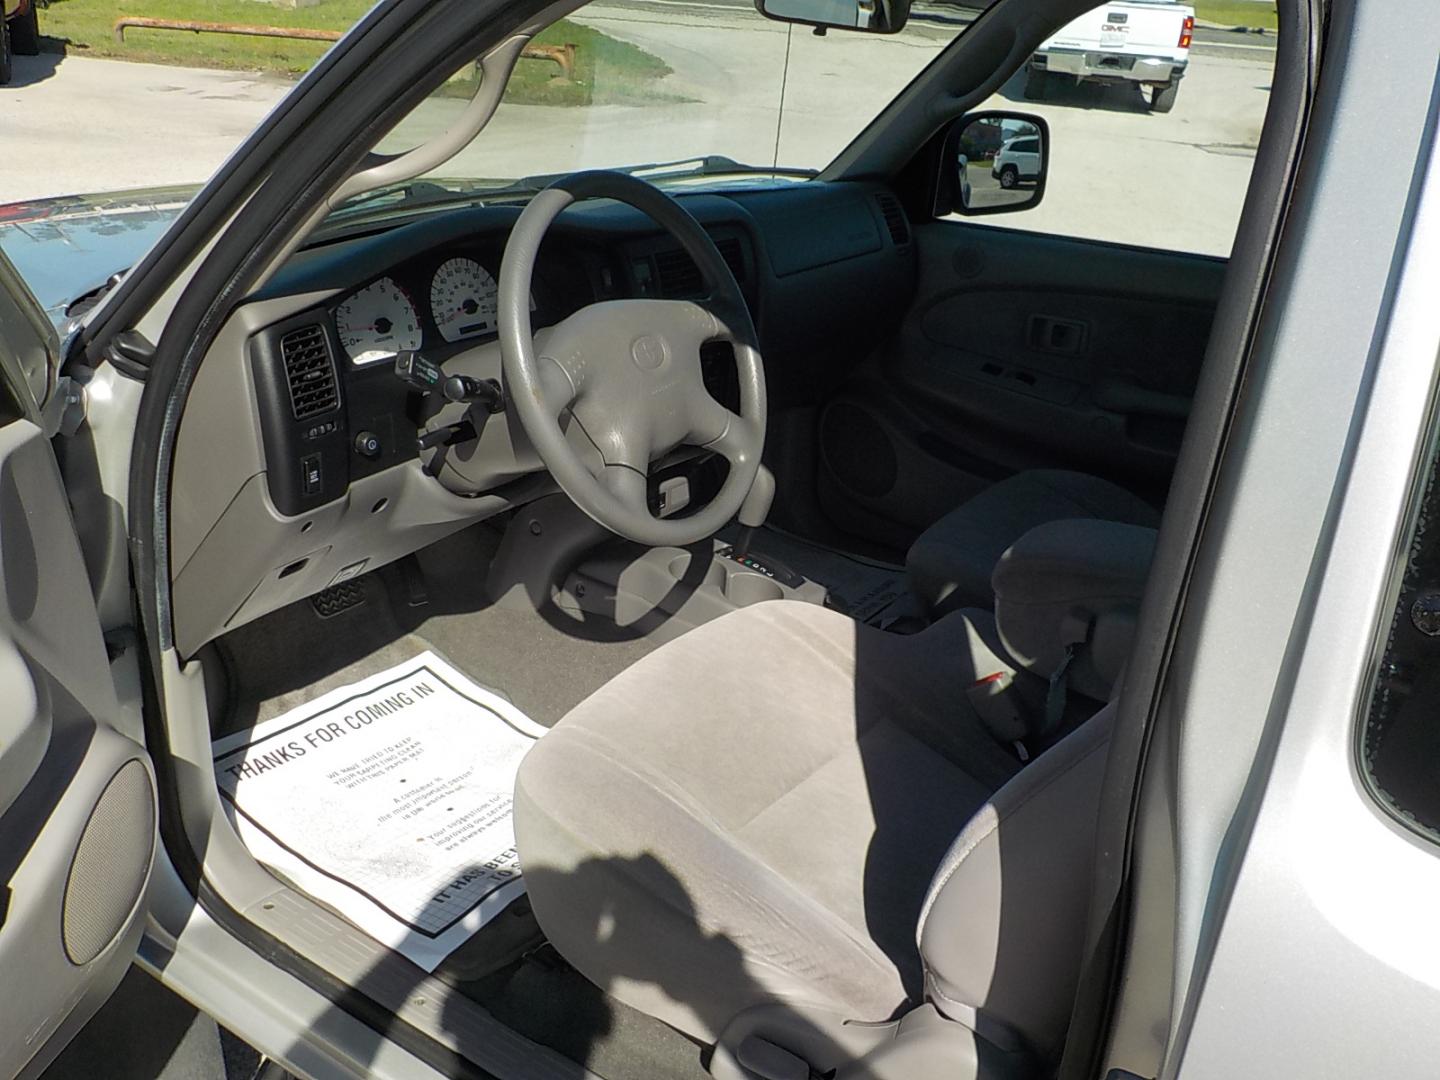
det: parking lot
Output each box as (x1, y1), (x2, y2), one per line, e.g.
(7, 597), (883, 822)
(4, 0), (1274, 254)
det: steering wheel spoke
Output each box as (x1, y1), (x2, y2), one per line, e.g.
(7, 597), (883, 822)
(685, 390), (735, 445)
(701, 407), (762, 471)
(597, 463), (651, 515)
(694, 297), (748, 344)
(535, 350), (581, 415)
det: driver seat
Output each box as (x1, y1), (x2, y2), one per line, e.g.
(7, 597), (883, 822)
(513, 600), (1114, 1077)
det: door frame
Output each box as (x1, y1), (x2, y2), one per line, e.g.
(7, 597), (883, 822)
(1055, 0), (1323, 1074)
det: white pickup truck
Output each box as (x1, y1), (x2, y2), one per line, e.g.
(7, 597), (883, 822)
(1024, 0), (1195, 113)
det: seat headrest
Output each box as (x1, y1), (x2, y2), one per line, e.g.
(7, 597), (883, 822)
(991, 518), (1158, 702)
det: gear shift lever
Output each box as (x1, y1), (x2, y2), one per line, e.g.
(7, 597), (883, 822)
(732, 464), (776, 559)
(723, 465), (804, 587)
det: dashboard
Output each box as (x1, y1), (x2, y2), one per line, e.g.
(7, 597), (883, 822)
(246, 203), (755, 518)
(171, 182), (917, 658)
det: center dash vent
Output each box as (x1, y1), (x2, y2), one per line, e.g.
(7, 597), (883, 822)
(279, 323), (339, 420)
(716, 236), (746, 281)
(875, 193), (911, 249)
(655, 247), (704, 297)
(652, 235), (748, 298)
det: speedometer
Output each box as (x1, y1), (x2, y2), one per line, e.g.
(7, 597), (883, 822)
(430, 257), (499, 343)
(335, 277), (421, 365)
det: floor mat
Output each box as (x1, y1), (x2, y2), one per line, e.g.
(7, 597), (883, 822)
(213, 649), (545, 971)
(213, 535), (662, 736)
(725, 525), (909, 624)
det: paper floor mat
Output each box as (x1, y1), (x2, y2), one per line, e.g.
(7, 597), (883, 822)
(212, 650), (545, 971)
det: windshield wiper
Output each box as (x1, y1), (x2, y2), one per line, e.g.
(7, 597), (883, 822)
(316, 177), (539, 237)
(332, 178), (506, 216)
(620, 156), (818, 181)
(505, 157), (817, 191)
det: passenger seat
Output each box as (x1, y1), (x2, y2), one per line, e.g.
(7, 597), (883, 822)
(907, 469), (1161, 614)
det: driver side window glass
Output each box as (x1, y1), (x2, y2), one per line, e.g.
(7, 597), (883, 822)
(960, 1), (1277, 258)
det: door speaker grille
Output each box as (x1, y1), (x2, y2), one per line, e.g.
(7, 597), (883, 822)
(62, 759), (155, 965)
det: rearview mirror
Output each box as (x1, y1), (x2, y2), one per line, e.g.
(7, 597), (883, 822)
(945, 111), (1049, 216)
(755, 0), (911, 34)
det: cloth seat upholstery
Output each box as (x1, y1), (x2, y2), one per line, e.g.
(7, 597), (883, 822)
(514, 599), (1111, 1061)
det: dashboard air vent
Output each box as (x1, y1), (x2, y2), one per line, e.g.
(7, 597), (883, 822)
(653, 235), (747, 298)
(279, 323), (339, 420)
(655, 247), (704, 297)
(716, 236), (746, 281)
(875, 193), (911, 249)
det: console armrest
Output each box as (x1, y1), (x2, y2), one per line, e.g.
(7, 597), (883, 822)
(991, 518), (1157, 702)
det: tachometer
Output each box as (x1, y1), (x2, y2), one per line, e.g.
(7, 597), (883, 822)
(430, 257), (499, 343)
(335, 277), (422, 365)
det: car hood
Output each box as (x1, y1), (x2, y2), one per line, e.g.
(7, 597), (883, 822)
(0, 186), (197, 330)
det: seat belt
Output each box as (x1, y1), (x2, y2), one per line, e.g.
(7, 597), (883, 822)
(1043, 642), (1080, 738)
(970, 623), (1094, 762)
(966, 668), (1033, 762)
(1040, 613), (1098, 744)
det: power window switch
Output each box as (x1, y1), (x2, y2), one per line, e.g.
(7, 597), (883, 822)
(301, 452), (323, 496)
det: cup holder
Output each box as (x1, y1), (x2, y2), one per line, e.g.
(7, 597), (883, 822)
(726, 571), (784, 607)
(668, 552), (729, 590)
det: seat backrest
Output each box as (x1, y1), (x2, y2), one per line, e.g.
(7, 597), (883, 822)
(915, 703), (1115, 1062)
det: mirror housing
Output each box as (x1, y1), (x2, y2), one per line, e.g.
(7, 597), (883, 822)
(754, 0), (911, 35)
(944, 111), (1049, 216)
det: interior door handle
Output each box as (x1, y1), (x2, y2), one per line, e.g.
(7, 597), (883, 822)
(1094, 378), (1190, 419)
(1026, 314), (1088, 356)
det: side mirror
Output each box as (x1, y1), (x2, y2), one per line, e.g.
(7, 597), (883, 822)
(945, 111), (1048, 216)
(754, 0), (911, 34)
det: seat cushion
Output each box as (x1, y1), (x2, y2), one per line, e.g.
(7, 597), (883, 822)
(513, 601), (1022, 1043)
(907, 469), (1161, 614)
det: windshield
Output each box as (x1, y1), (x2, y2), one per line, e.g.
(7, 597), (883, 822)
(352, 0), (990, 206)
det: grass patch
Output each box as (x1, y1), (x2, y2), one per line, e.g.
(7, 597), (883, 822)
(34, 0), (676, 104)
(37, 0), (369, 75)
(506, 20), (678, 107)
(1192, 1), (1278, 30)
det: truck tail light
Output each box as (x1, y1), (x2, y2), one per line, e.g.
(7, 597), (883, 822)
(1179, 15), (1194, 48)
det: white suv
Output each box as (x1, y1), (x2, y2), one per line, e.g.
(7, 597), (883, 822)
(992, 133), (1043, 188)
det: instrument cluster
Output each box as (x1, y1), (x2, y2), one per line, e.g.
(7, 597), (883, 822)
(333, 253), (523, 366)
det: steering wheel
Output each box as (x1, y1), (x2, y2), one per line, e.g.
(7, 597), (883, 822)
(499, 171), (766, 547)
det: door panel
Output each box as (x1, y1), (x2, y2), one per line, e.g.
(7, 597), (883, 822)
(0, 260), (156, 1078)
(817, 220), (1226, 547)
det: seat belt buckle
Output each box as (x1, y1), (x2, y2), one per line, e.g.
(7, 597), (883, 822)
(966, 670), (1029, 760)
(1042, 636), (1084, 740)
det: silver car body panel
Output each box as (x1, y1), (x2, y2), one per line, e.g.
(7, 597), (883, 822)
(1168, 29), (1440, 1077)
(1114, 1), (1440, 1075)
